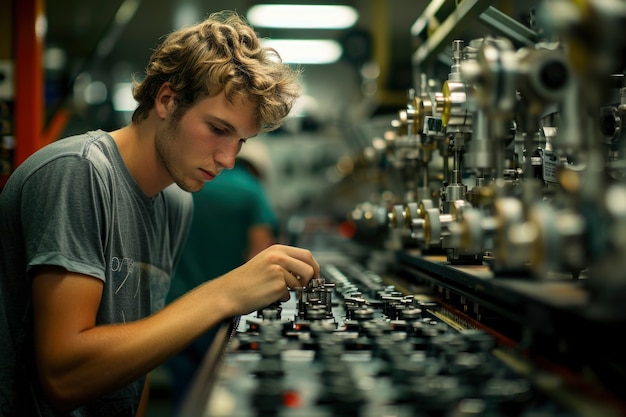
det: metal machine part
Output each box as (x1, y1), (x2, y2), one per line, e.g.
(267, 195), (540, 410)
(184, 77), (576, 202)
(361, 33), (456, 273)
(332, 4), (626, 411)
(183, 261), (624, 417)
(375, 0), (626, 283)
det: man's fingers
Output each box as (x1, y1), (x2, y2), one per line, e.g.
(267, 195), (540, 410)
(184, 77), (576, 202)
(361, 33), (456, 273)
(284, 270), (305, 289)
(280, 258), (318, 285)
(276, 245), (320, 279)
(280, 289), (291, 302)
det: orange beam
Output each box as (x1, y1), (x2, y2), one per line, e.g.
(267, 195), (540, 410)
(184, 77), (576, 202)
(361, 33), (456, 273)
(14, 0), (46, 167)
(43, 107), (71, 145)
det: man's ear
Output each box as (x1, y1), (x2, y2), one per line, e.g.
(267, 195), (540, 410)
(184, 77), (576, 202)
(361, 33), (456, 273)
(155, 82), (175, 119)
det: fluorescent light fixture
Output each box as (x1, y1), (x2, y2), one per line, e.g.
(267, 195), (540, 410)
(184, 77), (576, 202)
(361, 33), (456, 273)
(247, 4), (358, 29)
(263, 39), (342, 64)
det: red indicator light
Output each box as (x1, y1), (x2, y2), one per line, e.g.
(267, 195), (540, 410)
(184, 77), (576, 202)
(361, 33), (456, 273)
(282, 390), (301, 408)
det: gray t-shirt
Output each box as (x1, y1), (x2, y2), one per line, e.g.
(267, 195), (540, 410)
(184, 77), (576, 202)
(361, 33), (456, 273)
(0, 130), (193, 416)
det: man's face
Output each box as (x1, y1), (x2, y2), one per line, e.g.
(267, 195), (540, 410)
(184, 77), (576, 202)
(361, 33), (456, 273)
(155, 91), (259, 193)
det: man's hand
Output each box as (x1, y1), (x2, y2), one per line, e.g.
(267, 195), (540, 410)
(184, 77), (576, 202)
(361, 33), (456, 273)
(215, 244), (320, 315)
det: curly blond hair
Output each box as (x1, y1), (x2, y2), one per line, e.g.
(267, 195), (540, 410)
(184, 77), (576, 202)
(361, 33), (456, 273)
(131, 10), (301, 132)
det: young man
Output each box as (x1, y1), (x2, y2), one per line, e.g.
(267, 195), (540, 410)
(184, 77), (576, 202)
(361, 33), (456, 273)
(0, 11), (319, 417)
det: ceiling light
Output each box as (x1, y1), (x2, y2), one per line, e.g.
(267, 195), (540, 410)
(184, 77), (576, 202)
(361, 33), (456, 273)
(262, 39), (342, 64)
(247, 5), (358, 29)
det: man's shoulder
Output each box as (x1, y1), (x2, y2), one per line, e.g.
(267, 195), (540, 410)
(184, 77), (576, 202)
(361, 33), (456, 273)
(19, 130), (112, 170)
(40, 129), (109, 153)
(3, 130), (116, 191)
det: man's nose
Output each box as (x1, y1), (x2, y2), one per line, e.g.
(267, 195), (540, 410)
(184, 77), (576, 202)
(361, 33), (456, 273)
(214, 144), (239, 170)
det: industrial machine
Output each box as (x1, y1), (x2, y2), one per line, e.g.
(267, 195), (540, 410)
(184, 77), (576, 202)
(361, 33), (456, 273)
(178, 1), (626, 416)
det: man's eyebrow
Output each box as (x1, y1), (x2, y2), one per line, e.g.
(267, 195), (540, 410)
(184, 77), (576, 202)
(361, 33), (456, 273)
(208, 115), (236, 132)
(209, 116), (257, 139)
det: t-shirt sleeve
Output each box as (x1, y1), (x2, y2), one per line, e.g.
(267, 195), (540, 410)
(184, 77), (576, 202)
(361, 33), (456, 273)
(21, 155), (109, 281)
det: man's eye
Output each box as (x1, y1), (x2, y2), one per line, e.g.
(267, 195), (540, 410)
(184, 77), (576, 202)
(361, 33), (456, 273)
(210, 125), (227, 135)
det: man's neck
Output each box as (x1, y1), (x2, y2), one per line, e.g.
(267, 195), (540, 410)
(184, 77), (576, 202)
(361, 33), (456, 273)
(109, 122), (172, 198)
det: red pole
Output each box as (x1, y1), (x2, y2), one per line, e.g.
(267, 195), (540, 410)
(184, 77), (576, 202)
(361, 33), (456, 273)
(14, 0), (46, 167)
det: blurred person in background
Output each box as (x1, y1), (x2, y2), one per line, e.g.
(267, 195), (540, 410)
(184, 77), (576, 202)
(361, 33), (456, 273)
(163, 140), (279, 412)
